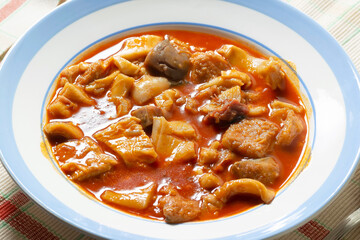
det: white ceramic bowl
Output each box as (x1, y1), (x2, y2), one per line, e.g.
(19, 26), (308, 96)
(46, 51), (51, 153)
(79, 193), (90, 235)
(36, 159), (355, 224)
(1, 0), (360, 239)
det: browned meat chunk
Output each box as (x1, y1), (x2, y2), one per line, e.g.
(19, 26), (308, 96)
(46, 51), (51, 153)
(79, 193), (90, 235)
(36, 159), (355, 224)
(231, 157), (280, 185)
(58, 62), (89, 85)
(131, 105), (164, 128)
(55, 137), (118, 181)
(197, 141), (236, 172)
(269, 100), (304, 146)
(200, 86), (242, 114)
(256, 58), (286, 90)
(184, 97), (199, 114)
(160, 194), (201, 223)
(47, 83), (95, 118)
(203, 99), (248, 125)
(199, 173), (222, 190)
(276, 110), (304, 146)
(144, 40), (190, 82)
(154, 89), (180, 114)
(110, 97), (132, 117)
(198, 144), (219, 165)
(194, 85), (220, 102)
(222, 119), (278, 158)
(190, 51), (229, 83)
(76, 59), (112, 86)
(85, 71), (119, 96)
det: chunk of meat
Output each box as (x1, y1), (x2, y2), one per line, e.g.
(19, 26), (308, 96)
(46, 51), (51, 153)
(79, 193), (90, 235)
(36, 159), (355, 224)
(199, 70), (251, 91)
(197, 141), (236, 172)
(221, 69), (252, 89)
(94, 117), (158, 167)
(272, 56), (300, 91)
(160, 194), (201, 223)
(144, 39), (190, 82)
(202, 179), (275, 213)
(218, 45), (286, 90)
(190, 51), (229, 83)
(54, 137), (117, 181)
(109, 73), (135, 98)
(203, 99), (248, 125)
(218, 44), (262, 72)
(131, 105), (164, 128)
(76, 59), (112, 85)
(199, 173), (222, 190)
(44, 121), (83, 140)
(231, 157), (280, 185)
(47, 83), (95, 118)
(256, 58), (286, 90)
(184, 97), (199, 114)
(211, 148), (237, 173)
(198, 144), (219, 165)
(59, 82), (95, 105)
(58, 62), (89, 85)
(218, 85), (242, 101)
(276, 110), (304, 146)
(200, 86), (242, 114)
(152, 117), (196, 162)
(222, 119), (278, 158)
(132, 75), (171, 105)
(269, 100), (304, 146)
(194, 85), (220, 102)
(270, 99), (303, 114)
(85, 70), (119, 96)
(154, 89), (180, 113)
(247, 105), (268, 117)
(116, 35), (163, 61)
(47, 96), (77, 118)
(101, 182), (157, 210)
(111, 97), (132, 117)
(242, 90), (261, 103)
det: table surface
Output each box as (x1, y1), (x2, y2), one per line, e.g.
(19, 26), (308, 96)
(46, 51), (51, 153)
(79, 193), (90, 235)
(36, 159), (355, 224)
(1, 0), (360, 239)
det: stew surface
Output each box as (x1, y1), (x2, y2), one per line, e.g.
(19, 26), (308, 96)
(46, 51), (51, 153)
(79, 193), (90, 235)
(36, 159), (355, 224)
(43, 30), (308, 223)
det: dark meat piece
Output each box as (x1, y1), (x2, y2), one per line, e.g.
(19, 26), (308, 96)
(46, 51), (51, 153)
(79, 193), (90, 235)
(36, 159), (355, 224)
(160, 194), (201, 224)
(131, 105), (163, 128)
(190, 51), (229, 83)
(230, 157), (280, 185)
(222, 119), (279, 158)
(144, 40), (190, 82)
(203, 99), (248, 125)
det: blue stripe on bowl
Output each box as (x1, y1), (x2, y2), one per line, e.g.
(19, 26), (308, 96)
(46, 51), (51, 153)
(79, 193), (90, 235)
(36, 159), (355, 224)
(0, 0), (359, 239)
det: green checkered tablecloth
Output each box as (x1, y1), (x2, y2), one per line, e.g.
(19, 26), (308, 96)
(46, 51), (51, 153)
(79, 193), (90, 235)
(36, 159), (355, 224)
(1, 0), (359, 239)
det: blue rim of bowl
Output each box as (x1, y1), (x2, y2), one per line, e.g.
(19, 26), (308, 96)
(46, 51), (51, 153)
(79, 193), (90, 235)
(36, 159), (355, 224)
(0, 0), (359, 239)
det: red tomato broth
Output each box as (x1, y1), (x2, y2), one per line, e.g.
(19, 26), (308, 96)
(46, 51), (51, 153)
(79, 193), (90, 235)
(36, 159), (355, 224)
(46, 30), (308, 221)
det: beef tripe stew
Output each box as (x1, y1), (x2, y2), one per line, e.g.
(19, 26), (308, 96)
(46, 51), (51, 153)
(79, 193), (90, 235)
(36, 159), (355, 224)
(43, 30), (308, 223)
